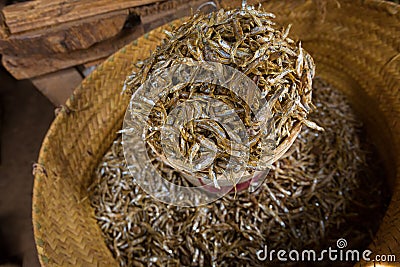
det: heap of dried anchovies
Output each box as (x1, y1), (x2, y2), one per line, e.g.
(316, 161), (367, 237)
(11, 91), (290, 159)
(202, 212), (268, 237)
(123, 6), (320, 187)
(89, 78), (388, 266)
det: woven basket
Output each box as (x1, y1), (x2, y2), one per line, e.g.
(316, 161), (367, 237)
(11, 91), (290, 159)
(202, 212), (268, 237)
(33, 0), (399, 266)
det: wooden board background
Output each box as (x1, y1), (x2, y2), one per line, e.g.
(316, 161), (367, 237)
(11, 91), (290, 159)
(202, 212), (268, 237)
(2, 0), (163, 34)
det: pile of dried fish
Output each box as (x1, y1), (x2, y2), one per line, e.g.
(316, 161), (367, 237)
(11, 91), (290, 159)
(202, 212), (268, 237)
(123, 5), (320, 187)
(89, 78), (388, 266)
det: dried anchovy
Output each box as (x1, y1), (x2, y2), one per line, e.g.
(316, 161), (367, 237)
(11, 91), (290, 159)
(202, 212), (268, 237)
(89, 78), (388, 266)
(123, 6), (320, 186)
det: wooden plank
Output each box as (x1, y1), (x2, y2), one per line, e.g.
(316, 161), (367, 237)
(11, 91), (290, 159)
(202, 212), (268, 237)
(2, 0), (165, 34)
(0, 23), (6, 40)
(31, 68), (83, 106)
(0, 10), (129, 56)
(2, 24), (144, 80)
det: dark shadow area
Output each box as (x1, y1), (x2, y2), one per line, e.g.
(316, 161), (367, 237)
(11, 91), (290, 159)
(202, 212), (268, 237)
(0, 65), (54, 267)
(5, 0), (32, 6)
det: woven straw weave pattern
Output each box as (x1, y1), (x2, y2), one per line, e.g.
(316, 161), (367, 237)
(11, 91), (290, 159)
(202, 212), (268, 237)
(33, 1), (399, 266)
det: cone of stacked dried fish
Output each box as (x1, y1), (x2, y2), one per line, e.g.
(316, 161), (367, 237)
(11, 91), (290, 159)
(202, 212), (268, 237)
(123, 4), (322, 189)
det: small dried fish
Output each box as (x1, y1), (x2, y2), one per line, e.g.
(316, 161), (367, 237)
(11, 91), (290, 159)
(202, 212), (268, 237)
(89, 78), (388, 266)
